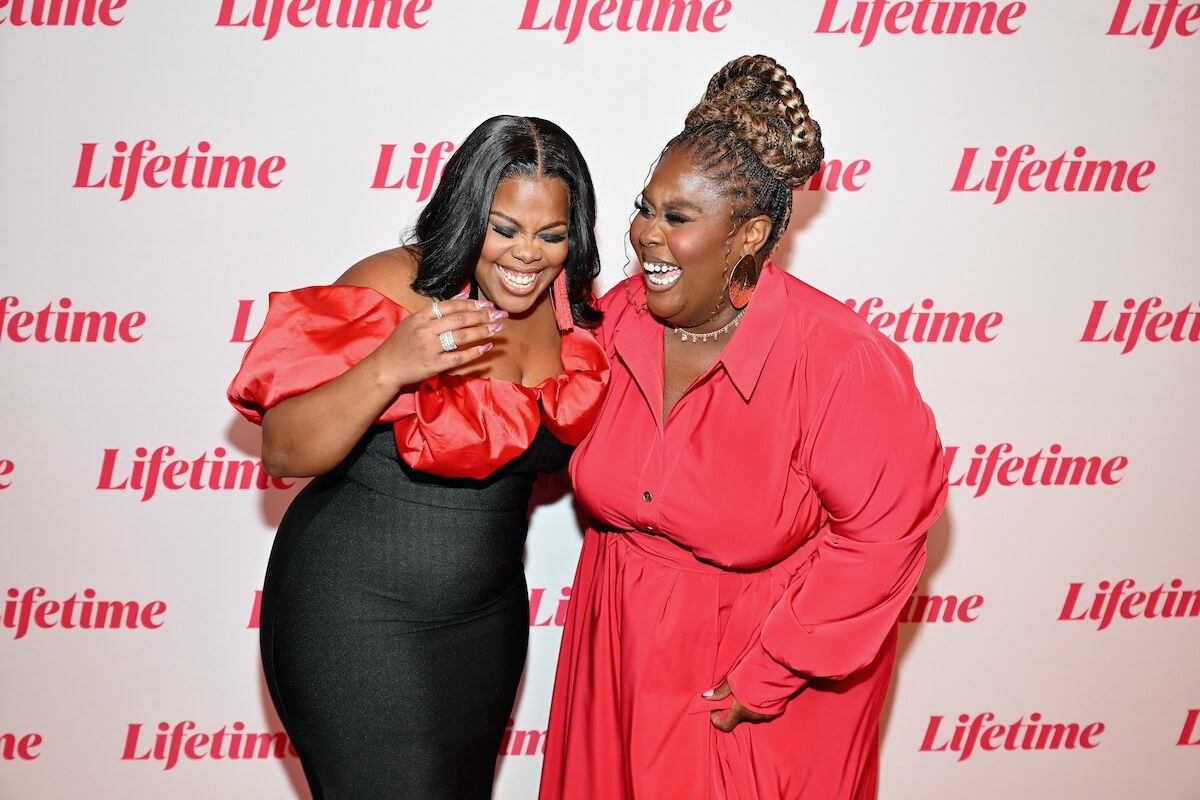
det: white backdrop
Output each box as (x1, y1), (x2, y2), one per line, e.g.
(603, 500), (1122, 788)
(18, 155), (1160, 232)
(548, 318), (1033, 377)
(2, 2), (1198, 798)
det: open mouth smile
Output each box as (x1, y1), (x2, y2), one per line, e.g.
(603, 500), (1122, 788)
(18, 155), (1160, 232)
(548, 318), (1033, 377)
(495, 264), (541, 294)
(642, 261), (682, 289)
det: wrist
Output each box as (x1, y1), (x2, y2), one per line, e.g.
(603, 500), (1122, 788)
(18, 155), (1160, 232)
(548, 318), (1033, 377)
(363, 348), (414, 395)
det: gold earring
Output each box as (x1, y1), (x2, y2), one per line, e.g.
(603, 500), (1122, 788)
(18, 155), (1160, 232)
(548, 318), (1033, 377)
(727, 255), (758, 310)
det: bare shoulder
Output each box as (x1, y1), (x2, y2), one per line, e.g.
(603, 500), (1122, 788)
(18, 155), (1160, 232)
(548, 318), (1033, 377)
(335, 247), (429, 313)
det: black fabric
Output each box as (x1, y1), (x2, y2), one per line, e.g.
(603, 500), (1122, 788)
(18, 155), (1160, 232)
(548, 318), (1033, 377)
(259, 423), (571, 799)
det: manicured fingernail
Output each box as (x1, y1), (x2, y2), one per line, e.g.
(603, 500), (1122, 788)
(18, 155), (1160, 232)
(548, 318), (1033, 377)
(479, 342), (493, 354)
(702, 689), (714, 698)
(475, 300), (494, 309)
(489, 310), (508, 320)
(488, 323), (506, 334)
(452, 291), (470, 299)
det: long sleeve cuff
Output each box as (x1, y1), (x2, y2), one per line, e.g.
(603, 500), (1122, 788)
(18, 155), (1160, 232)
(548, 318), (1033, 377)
(727, 640), (810, 716)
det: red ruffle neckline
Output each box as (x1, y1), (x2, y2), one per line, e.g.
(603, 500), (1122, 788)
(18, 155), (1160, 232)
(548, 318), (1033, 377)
(228, 285), (609, 479)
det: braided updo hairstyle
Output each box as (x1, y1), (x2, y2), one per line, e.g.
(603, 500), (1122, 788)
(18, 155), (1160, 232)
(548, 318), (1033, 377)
(664, 54), (823, 257)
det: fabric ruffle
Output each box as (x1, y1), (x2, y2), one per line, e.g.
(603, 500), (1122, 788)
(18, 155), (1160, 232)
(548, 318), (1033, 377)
(229, 285), (608, 479)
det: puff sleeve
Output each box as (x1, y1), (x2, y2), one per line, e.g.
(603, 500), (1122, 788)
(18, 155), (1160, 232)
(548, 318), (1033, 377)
(727, 337), (948, 715)
(227, 286), (410, 425)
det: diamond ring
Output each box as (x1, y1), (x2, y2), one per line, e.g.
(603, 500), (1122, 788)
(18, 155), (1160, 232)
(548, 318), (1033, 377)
(439, 330), (457, 352)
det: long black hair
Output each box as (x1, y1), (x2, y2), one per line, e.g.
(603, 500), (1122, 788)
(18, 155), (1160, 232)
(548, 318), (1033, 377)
(409, 115), (602, 328)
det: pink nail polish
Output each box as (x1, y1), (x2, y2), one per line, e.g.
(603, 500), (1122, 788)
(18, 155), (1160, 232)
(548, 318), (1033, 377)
(702, 689), (714, 698)
(479, 342), (494, 354)
(476, 300), (495, 309)
(489, 310), (508, 320)
(488, 323), (505, 334)
(452, 291), (470, 300)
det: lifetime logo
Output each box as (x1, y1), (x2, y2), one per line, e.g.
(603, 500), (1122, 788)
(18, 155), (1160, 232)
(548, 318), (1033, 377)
(3, 587), (167, 640)
(898, 592), (984, 623)
(97, 446), (295, 502)
(518, 0), (732, 45)
(231, 299), (266, 343)
(74, 140), (286, 202)
(814, 0), (1025, 47)
(122, 722), (297, 771)
(0, 0), (124, 25)
(951, 145), (1154, 204)
(920, 713), (1104, 761)
(529, 586), (571, 627)
(1180, 710), (1200, 746)
(0, 459), (14, 489)
(371, 141), (455, 202)
(800, 159), (871, 192)
(499, 720), (546, 756)
(216, 0), (432, 41)
(1108, 0), (1200, 49)
(944, 444), (1128, 498)
(0, 296), (145, 343)
(844, 298), (1002, 343)
(1, 733), (42, 761)
(1081, 298), (1200, 354)
(1059, 579), (1199, 631)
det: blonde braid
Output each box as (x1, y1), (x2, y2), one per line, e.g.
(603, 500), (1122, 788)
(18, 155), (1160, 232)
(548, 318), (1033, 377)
(663, 55), (824, 253)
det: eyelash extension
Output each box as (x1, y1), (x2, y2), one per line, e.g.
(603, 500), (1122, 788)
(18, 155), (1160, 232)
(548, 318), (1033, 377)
(633, 201), (688, 225)
(493, 225), (566, 244)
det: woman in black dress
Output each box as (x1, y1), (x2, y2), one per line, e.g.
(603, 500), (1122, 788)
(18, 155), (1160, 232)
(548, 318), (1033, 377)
(228, 115), (606, 799)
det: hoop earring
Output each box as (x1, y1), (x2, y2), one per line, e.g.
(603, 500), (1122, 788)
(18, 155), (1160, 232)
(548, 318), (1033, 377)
(727, 254), (758, 310)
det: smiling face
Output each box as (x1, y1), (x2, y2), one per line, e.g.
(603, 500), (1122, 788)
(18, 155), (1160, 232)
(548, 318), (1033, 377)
(630, 146), (770, 332)
(474, 175), (570, 315)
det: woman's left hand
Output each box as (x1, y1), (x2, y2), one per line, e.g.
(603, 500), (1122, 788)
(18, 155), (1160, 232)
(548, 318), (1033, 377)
(703, 681), (780, 732)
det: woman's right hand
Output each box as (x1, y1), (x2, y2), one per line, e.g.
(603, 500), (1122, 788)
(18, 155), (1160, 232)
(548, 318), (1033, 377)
(377, 297), (507, 388)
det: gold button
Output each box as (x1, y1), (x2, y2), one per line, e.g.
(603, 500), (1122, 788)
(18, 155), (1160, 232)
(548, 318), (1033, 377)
(642, 491), (653, 502)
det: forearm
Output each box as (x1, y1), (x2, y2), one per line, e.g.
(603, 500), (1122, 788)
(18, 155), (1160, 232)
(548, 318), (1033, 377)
(261, 348), (404, 477)
(727, 338), (947, 713)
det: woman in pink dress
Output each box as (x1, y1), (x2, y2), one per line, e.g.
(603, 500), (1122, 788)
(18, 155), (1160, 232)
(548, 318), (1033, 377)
(540, 56), (949, 799)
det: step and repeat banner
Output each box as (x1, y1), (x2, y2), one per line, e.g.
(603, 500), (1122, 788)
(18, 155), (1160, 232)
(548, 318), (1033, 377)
(2, 2), (1197, 798)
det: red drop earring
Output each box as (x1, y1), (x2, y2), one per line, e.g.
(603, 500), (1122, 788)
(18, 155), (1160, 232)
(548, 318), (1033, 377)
(551, 272), (573, 331)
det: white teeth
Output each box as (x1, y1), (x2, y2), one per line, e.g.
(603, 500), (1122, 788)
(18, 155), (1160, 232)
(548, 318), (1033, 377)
(497, 265), (537, 287)
(643, 261), (678, 274)
(642, 261), (681, 287)
(645, 269), (682, 287)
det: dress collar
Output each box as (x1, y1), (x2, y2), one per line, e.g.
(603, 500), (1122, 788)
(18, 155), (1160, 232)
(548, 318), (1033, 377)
(717, 260), (787, 401)
(612, 260), (788, 403)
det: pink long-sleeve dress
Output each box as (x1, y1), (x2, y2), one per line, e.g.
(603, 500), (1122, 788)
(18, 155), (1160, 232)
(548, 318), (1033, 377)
(540, 262), (948, 799)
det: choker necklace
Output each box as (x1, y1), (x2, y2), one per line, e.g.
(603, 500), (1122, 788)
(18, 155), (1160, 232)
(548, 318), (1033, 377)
(671, 308), (746, 343)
